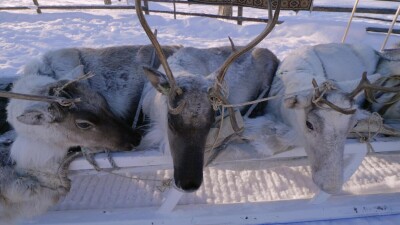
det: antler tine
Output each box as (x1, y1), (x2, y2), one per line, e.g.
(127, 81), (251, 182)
(349, 72), (400, 101)
(215, 0), (281, 84)
(312, 78), (321, 98)
(319, 98), (356, 115)
(0, 90), (80, 107)
(312, 79), (356, 115)
(135, 0), (181, 95)
(228, 36), (236, 52)
(348, 72), (369, 99)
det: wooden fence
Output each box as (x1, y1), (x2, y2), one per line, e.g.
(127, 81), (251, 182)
(0, 0), (398, 26)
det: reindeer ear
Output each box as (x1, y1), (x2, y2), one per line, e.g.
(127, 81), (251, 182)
(64, 65), (84, 81)
(143, 66), (170, 95)
(17, 104), (62, 125)
(284, 94), (312, 109)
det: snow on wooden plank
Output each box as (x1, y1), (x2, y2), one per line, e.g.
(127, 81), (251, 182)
(21, 192), (400, 225)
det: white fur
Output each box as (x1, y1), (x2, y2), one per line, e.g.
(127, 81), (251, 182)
(2, 45), (165, 221)
(1, 73), (74, 222)
(138, 84), (170, 154)
(139, 46), (278, 153)
(242, 43), (384, 194)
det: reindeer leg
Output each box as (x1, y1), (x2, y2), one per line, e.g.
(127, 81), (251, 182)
(82, 149), (101, 171)
(106, 150), (119, 170)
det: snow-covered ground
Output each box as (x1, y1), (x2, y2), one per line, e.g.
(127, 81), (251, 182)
(1, 0), (400, 224)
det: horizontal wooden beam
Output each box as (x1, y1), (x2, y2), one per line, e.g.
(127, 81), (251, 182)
(22, 192), (400, 225)
(1, 3), (397, 15)
(0, 5), (282, 23)
(0, 5), (143, 10)
(366, 27), (400, 34)
(355, 15), (400, 23)
(312, 6), (397, 14)
(69, 139), (400, 171)
(147, 9), (283, 23)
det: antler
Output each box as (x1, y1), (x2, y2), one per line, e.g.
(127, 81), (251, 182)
(210, 0), (281, 132)
(348, 72), (400, 101)
(135, 0), (182, 96)
(0, 90), (80, 107)
(214, 0), (281, 85)
(312, 79), (356, 115)
(136, 0), (186, 114)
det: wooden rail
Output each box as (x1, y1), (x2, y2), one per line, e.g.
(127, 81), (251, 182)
(0, 1), (398, 25)
(366, 27), (400, 34)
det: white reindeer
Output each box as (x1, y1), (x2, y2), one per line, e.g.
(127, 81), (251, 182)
(242, 43), (400, 194)
(135, 0), (281, 192)
(2, 45), (179, 222)
(365, 48), (400, 121)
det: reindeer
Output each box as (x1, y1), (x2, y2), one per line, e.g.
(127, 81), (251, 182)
(135, 0), (281, 192)
(2, 45), (179, 222)
(242, 43), (400, 194)
(364, 48), (400, 122)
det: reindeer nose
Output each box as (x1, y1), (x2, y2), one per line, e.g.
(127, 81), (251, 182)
(174, 179), (202, 193)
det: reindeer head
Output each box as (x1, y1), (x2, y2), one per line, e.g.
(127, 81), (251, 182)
(135, 0), (281, 192)
(8, 65), (141, 152)
(284, 73), (400, 193)
(143, 68), (215, 191)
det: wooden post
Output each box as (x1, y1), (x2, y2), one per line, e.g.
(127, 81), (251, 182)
(218, 5), (232, 17)
(143, 0), (149, 15)
(341, 0), (360, 43)
(104, 0), (112, 5)
(381, 5), (400, 51)
(173, 0), (176, 19)
(32, 0), (42, 14)
(237, 6), (243, 25)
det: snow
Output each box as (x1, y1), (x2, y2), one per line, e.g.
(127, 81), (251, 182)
(1, 0), (400, 224)
(1, 0), (399, 77)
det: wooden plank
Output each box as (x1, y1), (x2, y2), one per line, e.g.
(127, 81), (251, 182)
(0, 5), (281, 24)
(366, 27), (400, 34)
(68, 138), (400, 171)
(312, 6), (397, 14)
(190, 0), (313, 10)
(1, 3), (397, 15)
(144, 9), (284, 24)
(355, 15), (400, 23)
(0, 6), (30, 10)
(21, 193), (400, 225)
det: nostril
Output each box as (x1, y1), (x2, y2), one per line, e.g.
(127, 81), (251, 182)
(175, 180), (202, 193)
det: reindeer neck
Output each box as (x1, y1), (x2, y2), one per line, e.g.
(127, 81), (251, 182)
(10, 136), (68, 172)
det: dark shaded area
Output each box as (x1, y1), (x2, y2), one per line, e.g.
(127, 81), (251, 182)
(0, 78), (16, 135)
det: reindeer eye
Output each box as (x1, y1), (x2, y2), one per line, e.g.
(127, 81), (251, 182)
(306, 121), (314, 131)
(75, 120), (94, 130)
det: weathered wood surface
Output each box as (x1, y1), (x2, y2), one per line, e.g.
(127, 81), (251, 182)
(190, 0), (313, 10)
(1, 2), (397, 15)
(355, 15), (400, 23)
(366, 27), (400, 34)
